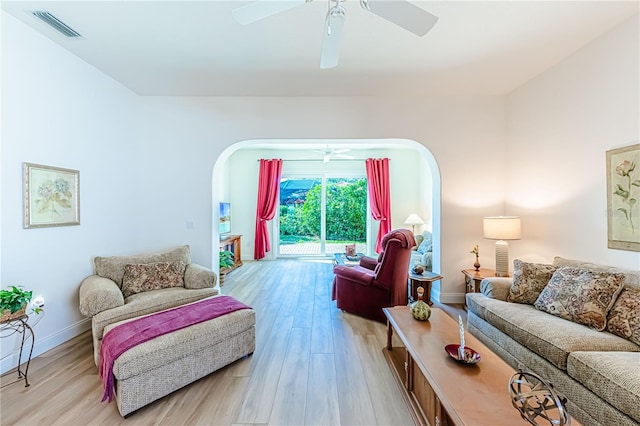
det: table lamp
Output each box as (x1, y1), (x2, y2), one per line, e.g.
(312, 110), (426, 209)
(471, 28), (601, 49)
(404, 214), (424, 234)
(483, 216), (521, 277)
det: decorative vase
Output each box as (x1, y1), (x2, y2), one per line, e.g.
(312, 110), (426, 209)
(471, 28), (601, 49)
(410, 287), (431, 321)
(474, 255), (480, 272)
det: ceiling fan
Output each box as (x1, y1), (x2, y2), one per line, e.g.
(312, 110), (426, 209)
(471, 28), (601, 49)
(232, 0), (438, 69)
(308, 146), (355, 162)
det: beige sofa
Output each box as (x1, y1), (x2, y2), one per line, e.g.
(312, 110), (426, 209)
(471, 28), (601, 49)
(466, 257), (640, 426)
(79, 245), (218, 365)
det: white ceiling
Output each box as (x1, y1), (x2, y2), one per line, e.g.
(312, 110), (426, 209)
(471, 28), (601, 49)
(3, 1), (638, 96)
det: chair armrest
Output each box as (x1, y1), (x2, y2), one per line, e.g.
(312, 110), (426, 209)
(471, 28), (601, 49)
(184, 263), (217, 289)
(479, 277), (513, 301)
(334, 265), (375, 286)
(359, 256), (378, 271)
(79, 275), (124, 317)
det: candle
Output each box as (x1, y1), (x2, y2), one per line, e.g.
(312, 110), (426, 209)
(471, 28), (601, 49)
(458, 315), (466, 359)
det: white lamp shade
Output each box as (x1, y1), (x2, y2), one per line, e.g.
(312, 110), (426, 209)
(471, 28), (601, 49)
(404, 214), (424, 225)
(483, 216), (521, 240)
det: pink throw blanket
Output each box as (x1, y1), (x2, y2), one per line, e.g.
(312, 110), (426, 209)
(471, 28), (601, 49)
(99, 295), (251, 402)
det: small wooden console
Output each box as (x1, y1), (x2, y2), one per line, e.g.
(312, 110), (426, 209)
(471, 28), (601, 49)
(219, 234), (243, 273)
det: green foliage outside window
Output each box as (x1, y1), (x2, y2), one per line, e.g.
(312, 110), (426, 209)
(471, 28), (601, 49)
(280, 179), (366, 242)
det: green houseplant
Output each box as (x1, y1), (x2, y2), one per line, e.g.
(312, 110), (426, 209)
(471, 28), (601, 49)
(219, 250), (235, 270)
(0, 286), (33, 322)
(218, 250), (235, 286)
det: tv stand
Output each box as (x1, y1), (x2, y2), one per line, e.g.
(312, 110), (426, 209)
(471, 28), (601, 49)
(219, 234), (243, 273)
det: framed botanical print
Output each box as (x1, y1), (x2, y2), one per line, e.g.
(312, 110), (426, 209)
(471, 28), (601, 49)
(606, 144), (640, 251)
(23, 163), (80, 228)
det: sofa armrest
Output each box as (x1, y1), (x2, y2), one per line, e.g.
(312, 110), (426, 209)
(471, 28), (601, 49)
(79, 275), (124, 317)
(334, 265), (375, 286)
(359, 256), (378, 271)
(479, 277), (512, 301)
(184, 263), (217, 289)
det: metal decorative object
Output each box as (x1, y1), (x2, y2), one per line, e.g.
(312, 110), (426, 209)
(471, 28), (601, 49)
(509, 370), (571, 426)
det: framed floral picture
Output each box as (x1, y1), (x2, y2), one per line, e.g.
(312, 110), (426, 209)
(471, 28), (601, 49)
(23, 163), (80, 228)
(606, 144), (640, 251)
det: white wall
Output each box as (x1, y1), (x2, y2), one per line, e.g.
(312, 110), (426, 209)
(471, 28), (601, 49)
(137, 96), (506, 300)
(0, 12), (143, 369)
(506, 14), (640, 270)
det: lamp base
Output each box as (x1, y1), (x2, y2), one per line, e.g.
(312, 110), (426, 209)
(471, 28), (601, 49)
(495, 240), (510, 277)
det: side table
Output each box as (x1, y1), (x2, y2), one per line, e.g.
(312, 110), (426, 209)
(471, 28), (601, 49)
(462, 268), (496, 309)
(408, 271), (443, 305)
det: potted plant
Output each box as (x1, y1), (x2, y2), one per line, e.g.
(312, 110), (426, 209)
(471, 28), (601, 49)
(219, 250), (235, 285)
(0, 286), (33, 323)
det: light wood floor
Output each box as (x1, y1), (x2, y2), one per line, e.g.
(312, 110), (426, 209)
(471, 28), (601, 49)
(0, 259), (463, 425)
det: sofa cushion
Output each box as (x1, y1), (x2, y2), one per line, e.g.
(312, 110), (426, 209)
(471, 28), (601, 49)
(417, 232), (432, 254)
(121, 261), (186, 298)
(466, 293), (639, 370)
(107, 299), (256, 381)
(553, 257), (640, 291)
(507, 259), (556, 304)
(534, 266), (624, 330)
(94, 245), (191, 288)
(607, 288), (640, 346)
(567, 351), (640, 423)
(91, 287), (219, 363)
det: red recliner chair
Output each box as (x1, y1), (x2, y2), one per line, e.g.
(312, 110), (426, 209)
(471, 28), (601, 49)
(331, 229), (416, 323)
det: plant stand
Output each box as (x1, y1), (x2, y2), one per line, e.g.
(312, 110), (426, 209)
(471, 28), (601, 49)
(1, 315), (35, 388)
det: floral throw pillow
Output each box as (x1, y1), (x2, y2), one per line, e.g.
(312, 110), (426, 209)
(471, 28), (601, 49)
(122, 261), (186, 298)
(507, 259), (557, 304)
(606, 288), (640, 346)
(534, 266), (625, 331)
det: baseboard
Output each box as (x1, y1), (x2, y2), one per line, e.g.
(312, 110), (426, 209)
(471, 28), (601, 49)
(432, 289), (465, 305)
(1, 317), (91, 375)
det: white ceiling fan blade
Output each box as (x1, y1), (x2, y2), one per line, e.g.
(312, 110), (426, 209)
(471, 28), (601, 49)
(332, 148), (351, 154)
(334, 153), (355, 159)
(232, 0), (308, 25)
(362, 0), (438, 37)
(320, 7), (345, 69)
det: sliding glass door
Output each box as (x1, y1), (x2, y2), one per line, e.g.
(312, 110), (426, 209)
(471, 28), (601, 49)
(278, 176), (367, 256)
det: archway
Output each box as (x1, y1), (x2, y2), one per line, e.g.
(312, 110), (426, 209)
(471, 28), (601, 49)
(212, 139), (441, 293)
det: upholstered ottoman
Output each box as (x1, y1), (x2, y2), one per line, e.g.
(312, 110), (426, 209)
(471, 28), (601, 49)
(101, 297), (255, 416)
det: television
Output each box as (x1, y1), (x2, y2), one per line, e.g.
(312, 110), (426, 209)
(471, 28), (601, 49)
(219, 202), (231, 235)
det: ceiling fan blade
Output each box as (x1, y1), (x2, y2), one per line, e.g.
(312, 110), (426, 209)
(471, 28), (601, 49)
(334, 153), (355, 159)
(332, 148), (351, 154)
(232, 0), (308, 25)
(362, 0), (438, 37)
(320, 6), (345, 69)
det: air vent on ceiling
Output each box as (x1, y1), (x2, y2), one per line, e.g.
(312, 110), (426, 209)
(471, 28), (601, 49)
(32, 11), (82, 38)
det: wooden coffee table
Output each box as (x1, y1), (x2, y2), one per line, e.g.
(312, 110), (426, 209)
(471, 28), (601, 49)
(382, 306), (527, 426)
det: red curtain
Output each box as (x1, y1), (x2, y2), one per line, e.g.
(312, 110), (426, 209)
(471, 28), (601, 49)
(366, 158), (392, 253)
(254, 159), (283, 260)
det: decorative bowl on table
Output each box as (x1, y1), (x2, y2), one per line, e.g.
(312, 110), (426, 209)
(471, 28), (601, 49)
(444, 344), (481, 364)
